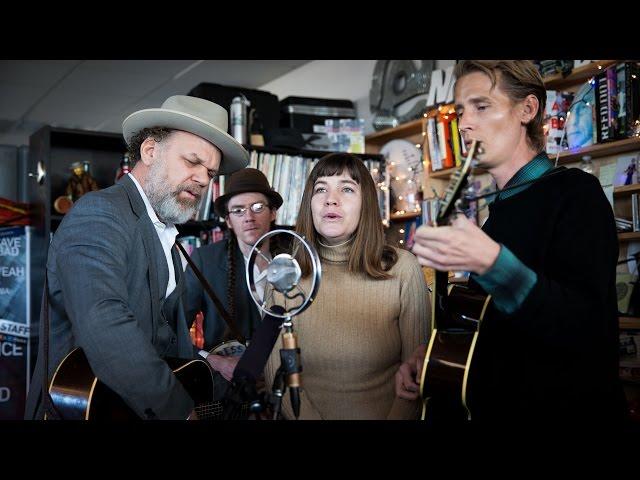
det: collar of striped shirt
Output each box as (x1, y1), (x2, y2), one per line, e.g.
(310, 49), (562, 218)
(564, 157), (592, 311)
(492, 151), (554, 203)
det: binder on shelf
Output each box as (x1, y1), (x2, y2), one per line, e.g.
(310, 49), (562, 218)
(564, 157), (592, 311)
(633, 193), (639, 232)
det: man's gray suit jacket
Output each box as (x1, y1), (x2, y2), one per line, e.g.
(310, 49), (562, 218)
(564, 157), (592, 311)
(25, 174), (196, 420)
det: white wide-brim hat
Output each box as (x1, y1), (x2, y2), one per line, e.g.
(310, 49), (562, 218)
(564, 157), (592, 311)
(122, 95), (249, 175)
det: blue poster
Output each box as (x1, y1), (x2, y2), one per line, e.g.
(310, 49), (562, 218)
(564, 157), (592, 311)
(0, 226), (31, 419)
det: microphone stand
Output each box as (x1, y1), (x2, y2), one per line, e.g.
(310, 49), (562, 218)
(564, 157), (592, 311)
(244, 229), (320, 420)
(268, 315), (302, 420)
(221, 376), (263, 420)
(268, 365), (286, 420)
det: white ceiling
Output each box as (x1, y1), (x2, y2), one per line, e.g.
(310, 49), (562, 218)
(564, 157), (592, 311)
(0, 59), (311, 145)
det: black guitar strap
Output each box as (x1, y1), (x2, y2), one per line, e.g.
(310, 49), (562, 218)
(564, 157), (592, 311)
(42, 272), (62, 420)
(175, 242), (246, 345)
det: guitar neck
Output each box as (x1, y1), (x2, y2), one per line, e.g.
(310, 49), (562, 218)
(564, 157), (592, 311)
(432, 269), (451, 331)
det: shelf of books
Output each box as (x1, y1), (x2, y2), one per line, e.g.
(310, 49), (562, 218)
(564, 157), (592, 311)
(245, 147), (384, 227)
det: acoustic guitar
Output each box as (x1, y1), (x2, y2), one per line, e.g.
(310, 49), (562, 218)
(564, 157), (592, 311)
(418, 140), (492, 422)
(46, 342), (250, 420)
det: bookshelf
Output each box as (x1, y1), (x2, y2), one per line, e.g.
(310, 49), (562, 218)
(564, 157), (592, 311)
(614, 183), (640, 197)
(555, 137), (640, 166)
(29, 126), (128, 242)
(428, 137), (640, 180)
(245, 145), (385, 229)
(365, 105), (453, 228)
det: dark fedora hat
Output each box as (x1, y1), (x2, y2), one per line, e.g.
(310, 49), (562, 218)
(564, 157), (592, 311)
(214, 168), (283, 217)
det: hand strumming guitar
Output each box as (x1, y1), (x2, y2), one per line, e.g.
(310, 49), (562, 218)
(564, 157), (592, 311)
(206, 354), (241, 382)
(411, 214), (501, 275)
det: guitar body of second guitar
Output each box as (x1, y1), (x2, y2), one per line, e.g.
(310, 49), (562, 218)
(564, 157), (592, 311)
(419, 272), (491, 421)
(417, 139), (491, 422)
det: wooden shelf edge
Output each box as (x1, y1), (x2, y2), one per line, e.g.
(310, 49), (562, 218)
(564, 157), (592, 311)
(365, 104), (456, 144)
(614, 183), (640, 197)
(390, 212), (421, 221)
(365, 118), (424, 143)
(619, 232), (640, 242)
(620, 316), (640, 329)
(556, 137), (640, 165)
(429, 167), (457, 179)
(542, 60), (617, 90)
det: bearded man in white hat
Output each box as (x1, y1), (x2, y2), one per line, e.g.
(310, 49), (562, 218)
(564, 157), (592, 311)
(25, 96), (248, 420)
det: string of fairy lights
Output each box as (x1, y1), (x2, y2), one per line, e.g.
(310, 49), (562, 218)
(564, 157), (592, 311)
(380, 104), (457, 246)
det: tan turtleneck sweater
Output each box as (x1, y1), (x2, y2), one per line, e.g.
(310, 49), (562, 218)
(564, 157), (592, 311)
(264, 240), (430, 420)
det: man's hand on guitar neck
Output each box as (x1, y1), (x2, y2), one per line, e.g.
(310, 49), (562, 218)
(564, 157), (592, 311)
(412, 214), (501, 275)
(395, 343), (427, 401)
(205, 354), (241, 382)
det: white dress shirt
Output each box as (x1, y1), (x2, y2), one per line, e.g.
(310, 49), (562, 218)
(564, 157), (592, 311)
(128, 173), (182, 299)
(243, 252), (271, 303)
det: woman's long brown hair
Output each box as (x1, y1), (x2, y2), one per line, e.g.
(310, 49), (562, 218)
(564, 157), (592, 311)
(296, 153), (397, 279)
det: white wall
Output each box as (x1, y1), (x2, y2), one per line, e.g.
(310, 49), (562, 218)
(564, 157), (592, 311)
(258, 60), (456, 134)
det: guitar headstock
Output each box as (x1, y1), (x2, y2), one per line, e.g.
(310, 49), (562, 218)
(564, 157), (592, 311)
(435, 140), (480, 224)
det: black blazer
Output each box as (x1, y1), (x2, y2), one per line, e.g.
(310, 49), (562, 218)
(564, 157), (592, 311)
(183, 238), (262, 350)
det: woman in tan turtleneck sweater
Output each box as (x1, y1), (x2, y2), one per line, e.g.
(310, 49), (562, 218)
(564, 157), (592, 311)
(264, 153), (431, 420)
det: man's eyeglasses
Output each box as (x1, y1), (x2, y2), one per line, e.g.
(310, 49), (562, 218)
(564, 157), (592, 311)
(228, 202), (269, 217)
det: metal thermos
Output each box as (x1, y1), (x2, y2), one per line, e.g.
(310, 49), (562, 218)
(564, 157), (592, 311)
(230, 94), (251, 145)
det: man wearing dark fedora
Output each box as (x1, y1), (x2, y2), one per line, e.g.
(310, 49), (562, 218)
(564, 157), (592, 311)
(25, 95), (249, 420)
(184, 168), (283, 382)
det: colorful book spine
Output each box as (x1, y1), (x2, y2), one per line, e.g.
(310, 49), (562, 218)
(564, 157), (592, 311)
(437, 111), (455, 169)
(595, 66), (618, 143)
(450, 114), (462, 167)
(427, 117), (441, 171)
(616, 62), (640, 139)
